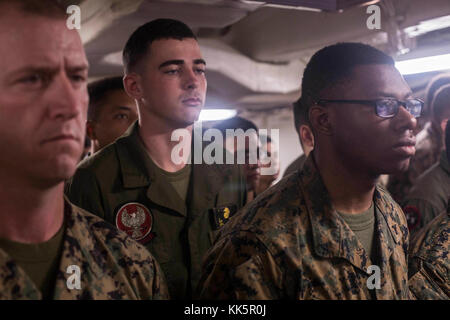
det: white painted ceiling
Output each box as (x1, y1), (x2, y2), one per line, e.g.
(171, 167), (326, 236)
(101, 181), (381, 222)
(66, 0), (450, 111)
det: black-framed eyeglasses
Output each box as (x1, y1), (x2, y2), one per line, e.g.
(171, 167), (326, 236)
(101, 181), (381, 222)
(316, 98), (424, 118)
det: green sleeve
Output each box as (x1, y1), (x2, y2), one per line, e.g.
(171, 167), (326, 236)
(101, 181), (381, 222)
(65, 168), (106, 220)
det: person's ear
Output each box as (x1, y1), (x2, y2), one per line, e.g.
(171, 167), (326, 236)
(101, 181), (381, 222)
(309, 104), (333, 136)
(86, 120), (96, 140)
(440, 118), (449, 134)
(299, 125), (314, 149)
(123, 73), (143, 101)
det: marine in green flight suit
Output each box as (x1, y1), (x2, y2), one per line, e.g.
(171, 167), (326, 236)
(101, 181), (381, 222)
(66, 19), (247, 299)
(66, 122), (246, 299)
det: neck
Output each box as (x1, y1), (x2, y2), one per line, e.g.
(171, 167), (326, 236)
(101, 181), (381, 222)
(314, 147), (377, 214)
(138, 114), (192, 172)
(0, 175), (64, 243)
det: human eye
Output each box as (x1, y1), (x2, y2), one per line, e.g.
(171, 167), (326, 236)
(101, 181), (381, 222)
(405, 99), (423, 118)
(70, 73), (87, 83)
(195, 67), (206, 75)
(376, 99), (398, 118)
(164, 68), (180, 75)
(15, 72), (52, 91)
(114, 113), (129, 120)
(18, 73), (44, 85)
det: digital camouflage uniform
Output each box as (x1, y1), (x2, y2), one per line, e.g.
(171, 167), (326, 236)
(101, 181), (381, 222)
(197, 156), (410, 300)
(402, 150), (450, 236)
(66, 122), (247, 299)
(283, 154), (306, 178)
(0, 199), (168, 300)
(408, 210), (449, 299)
(387, 121), (443, 204)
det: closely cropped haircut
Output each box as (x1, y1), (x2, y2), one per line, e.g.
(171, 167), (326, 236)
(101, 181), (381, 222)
(425, 73), (450, 115)
(300, 42), (395, 121)
(0, 0), (66, 19)
(213, 116), (259, 134)
(431, 84), (450, 123)
(123, 18), (197, 73)
(88, 76), (126, 121)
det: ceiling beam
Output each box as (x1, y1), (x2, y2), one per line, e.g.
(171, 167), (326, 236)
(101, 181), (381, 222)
(248, 0), (377, 11)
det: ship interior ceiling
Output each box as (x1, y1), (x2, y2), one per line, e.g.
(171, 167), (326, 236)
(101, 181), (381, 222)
(66, 0), (450, 177)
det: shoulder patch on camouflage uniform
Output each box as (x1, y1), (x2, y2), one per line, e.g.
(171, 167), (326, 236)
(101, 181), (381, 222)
(116, 202), (155, 244)
(403, 205), (421, 232)
(209, 204), (237, 230)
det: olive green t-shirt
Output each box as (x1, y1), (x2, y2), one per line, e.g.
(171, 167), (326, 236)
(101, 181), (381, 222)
(139, 135), (192, 203)
(338, 202), (376, 262)
(0, 225), (65, 299)
(147, 158), (192, 203)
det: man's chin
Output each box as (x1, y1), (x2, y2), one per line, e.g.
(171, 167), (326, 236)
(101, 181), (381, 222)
(31, 167), (76, 189)
(49, 155), (80, 179)
(380, 158), (412, 175)
(184, 108), (202, 122)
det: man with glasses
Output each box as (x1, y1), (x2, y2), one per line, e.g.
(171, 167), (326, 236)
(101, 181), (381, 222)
(66, 19), (246, 300)
(197, 43), (419, 300)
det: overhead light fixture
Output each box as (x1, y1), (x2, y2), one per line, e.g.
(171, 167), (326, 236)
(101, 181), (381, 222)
(241, 1), (321, 12)
(263, 4), (321, 12)
(395, 53), (450, 75)
(404, 14), (450, 38)
(198, 109), (237, 122)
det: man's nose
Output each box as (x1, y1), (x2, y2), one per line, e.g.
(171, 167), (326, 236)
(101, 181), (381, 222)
(393, 105), (417, 133)
(183, 68), (199, 90)
(46, 73), (86, 120)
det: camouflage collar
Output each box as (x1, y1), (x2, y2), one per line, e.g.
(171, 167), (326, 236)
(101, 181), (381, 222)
(299, 155), (404, 273)
(61, 199), (106, 279)
(0, 199), (105, 299)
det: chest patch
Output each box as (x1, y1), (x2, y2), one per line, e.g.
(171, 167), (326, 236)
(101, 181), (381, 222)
(403, 205), (421, 232)
(210, 204), (237, 230)
(116, 202), (154, 244)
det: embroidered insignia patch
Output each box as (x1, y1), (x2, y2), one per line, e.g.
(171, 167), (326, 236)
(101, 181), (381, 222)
(116, 202), (155, 244)
(403, 205), (421, 232)
(210, 204), (237, 230)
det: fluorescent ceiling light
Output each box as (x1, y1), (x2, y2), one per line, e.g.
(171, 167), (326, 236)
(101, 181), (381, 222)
(395, 53), (450, 75)
(198, 109), (237, 121)
(404, 14), (450, 38)
(263, 4), (321, 12)
(242, 1), (321, 12)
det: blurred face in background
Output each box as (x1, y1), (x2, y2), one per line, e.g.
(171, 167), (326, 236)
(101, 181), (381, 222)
(257, 139), (280, 193)
(87, 89), (138, 152)
(225, 131), (261, 192)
